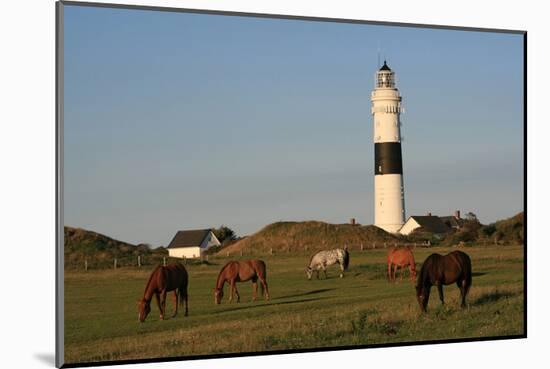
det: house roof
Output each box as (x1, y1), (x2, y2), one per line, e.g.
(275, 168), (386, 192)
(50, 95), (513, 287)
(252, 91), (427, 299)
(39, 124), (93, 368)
(409, 216), (450, 234)
(440, 216), (465, 228)
(167, 229), (212, 249)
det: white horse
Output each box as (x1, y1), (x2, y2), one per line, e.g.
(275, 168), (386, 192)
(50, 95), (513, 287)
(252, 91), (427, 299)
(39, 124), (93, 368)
(305, 247), (349, 279)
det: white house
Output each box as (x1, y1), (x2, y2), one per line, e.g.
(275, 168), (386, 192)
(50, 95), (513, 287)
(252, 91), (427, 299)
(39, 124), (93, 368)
(167, 229), (221, 259)
(398, 215), (451, 236)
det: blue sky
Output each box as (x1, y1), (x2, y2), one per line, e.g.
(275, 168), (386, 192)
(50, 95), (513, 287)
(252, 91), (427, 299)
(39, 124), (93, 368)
(63, 5), (524, 246)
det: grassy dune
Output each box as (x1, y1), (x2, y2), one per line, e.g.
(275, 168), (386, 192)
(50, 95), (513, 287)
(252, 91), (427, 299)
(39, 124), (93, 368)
(220, 221), (399, 254)
(64, 245), (524, 364)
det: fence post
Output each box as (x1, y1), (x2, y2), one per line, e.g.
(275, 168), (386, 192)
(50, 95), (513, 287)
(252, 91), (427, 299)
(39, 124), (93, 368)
(270, 247), (273, 255)
(206, 254), (209, 262)
(240, 250), (243, 257)
(384, 242), (387, 248)
(372, 242), (375, 249)
(114, 258), (117, 270)
(361, 243), (364, 251)
(84, 258), (88, 271)
(138, 255), (141, 268)
(163, 257), (166, 266)
(226, 252), (229, 258)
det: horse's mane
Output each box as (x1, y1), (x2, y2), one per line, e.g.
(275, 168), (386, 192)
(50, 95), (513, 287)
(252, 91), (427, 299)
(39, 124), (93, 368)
(216, 261), (234, 288)
(417, 253), (441, 286)
(307, 249), (327, 266)
(143, 265), (162, 296)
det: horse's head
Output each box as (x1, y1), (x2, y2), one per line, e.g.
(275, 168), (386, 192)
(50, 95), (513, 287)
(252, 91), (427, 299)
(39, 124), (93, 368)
(305, 267), (313, 280)
(415, 284), (429, 312)
(410, 267), (418, 282)
(137, 298), (151, 322)
(213, 288), (223, 304)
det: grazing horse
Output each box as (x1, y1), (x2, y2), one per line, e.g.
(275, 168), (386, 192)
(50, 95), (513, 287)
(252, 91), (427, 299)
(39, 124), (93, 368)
(213, 260), (269, 304)
(306, 247), (349, 280)
(387, 247), (417, 283)
(416, 250), (472, 312)
(138, 263), (189, 322)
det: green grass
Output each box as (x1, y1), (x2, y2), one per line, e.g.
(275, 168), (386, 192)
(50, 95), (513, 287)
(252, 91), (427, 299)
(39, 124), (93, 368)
(64, 245), (524, 364)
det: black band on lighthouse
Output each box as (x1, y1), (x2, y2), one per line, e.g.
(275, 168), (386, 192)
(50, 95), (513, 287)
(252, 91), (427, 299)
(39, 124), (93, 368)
(375, 142), (403, 175)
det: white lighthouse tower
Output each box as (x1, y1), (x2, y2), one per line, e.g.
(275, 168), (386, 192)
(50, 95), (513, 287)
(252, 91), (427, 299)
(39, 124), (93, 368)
(371, 61), (405, 233)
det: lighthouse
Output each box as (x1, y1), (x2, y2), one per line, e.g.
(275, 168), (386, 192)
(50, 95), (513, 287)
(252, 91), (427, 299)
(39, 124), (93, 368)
(371, 61), (405, 233)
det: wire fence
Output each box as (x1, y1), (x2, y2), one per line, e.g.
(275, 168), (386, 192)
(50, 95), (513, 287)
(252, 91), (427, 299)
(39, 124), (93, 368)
(65, 240), (522, 271)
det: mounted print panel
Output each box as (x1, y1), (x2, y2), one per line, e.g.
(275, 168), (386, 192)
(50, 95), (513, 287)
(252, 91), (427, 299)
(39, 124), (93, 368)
(56, 1), (526, 367)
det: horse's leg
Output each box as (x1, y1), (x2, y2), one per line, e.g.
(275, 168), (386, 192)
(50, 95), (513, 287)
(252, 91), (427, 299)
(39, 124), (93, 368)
(228, 281), (234, 303)
(262, 279), (269, 300)
(437, 282), (444, 305)
(392, 264), (397, 283)
(387, 262), (392, 282)
(339, 262), (344, 278)
(252, 277), (258, 301)
(159, 291), (167, 320)
(154, 292), (162, 319)
(322, 264), (328, 279)
(234, 283), (240, 303)
(316, 269), (319, 279)
(458, 280), (467, 308)
(171, 290), (178, 318)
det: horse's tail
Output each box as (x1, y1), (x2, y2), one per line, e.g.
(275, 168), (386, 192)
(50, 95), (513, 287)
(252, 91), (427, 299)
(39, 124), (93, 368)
(257, 260), (267, 296)
(463, 253), (473, 293)
(179, 268), (188, 307)
(258, 260), (267, 280)
(342, 248), (350, 271)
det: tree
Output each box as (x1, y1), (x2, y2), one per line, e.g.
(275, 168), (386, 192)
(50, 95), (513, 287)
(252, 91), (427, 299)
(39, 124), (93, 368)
(213, 225), (237, 244)
(464, 212), (478, 222)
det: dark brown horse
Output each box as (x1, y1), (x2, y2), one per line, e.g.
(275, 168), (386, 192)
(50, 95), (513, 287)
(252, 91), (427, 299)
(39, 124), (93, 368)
(416, 250), (472, 312)
(387, 247), (417, 283)
(213, 260), (269, 304)
(138, 263), (189, 322)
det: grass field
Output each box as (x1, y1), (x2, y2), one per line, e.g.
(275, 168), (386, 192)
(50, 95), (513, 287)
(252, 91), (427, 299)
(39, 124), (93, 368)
(64, 245), (524, 364)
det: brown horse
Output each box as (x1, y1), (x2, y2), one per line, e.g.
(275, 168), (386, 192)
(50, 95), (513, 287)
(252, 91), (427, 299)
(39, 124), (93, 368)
(387, 247), (417, 282)
(138, 263), (189, 322)
(213, 260), (269, 304)
(416, 250), (472, 312)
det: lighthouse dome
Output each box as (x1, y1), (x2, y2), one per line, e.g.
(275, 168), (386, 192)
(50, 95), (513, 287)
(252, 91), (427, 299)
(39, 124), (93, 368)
(379, 60), (392, 71)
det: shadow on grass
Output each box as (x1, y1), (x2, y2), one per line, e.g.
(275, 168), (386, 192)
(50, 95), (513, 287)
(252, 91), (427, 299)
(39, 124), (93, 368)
(472, 272), (488, 277)
(275, 288), (335, 300)
(472, 289), (520, 306)
(213, 296), (332, 314)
